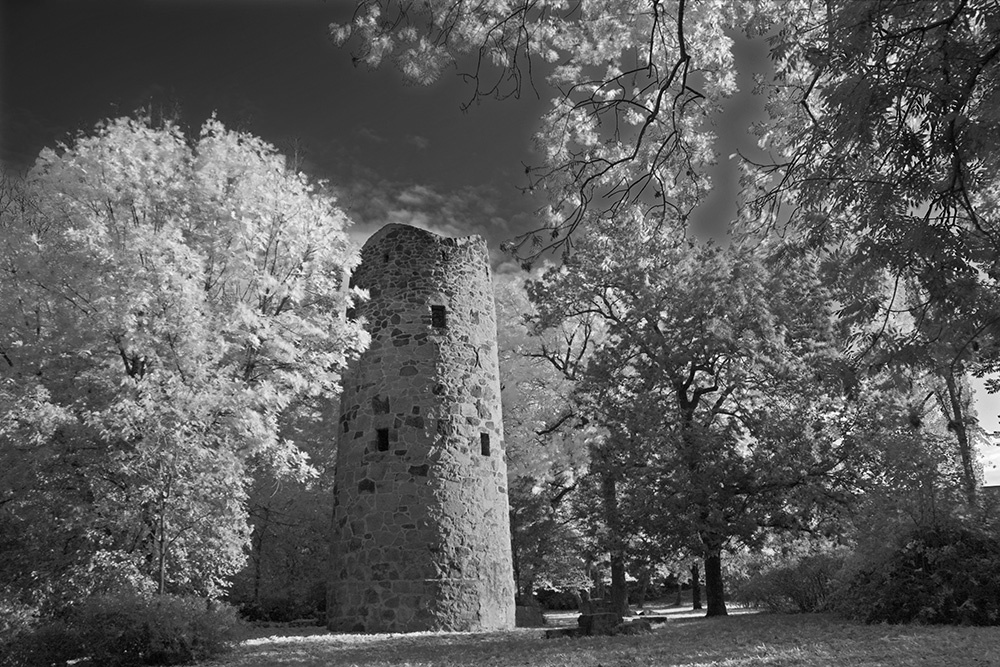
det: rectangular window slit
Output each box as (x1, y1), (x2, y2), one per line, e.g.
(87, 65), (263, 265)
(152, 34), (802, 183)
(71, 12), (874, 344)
(376, 428), (390, 452)
(480, 432), (491, 457)
(431, 305), (447, 328)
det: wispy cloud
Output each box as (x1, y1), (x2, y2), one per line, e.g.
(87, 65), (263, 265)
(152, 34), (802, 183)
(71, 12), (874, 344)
(405, 134), (430, 150)
(356, 126), (387, 143)
(332, 177), (521, 257)
(312, 136), (542, 266)
(396, 184), (442, 207)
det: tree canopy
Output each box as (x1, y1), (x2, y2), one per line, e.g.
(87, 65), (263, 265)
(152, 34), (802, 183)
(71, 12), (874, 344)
(0, 115), (367, 602)
(332, 1), (1000, 267)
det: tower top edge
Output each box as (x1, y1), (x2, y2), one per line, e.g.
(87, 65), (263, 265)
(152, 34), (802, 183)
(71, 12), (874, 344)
(362, 223), (488, 251)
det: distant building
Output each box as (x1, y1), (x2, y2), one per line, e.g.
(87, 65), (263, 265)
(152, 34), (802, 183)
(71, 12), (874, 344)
(328, 224), (515, 632)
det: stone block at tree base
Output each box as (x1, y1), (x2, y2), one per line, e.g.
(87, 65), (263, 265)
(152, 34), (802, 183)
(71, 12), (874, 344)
(578, 611), (622, 636)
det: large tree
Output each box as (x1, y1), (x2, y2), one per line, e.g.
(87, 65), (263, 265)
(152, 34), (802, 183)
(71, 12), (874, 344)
(495, 273), (595, 602)
(0, 116), (367, 603)
(529, 214), (864, 615)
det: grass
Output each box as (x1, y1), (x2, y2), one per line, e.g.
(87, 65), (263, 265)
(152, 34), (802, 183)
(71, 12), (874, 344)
(207, 611), (1000, 666)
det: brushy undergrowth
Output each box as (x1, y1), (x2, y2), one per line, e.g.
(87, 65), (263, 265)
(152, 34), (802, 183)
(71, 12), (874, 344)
(204, 612), (1000, 667)
(832, 524), (1000, 625)
(732, 551), (845, 613)
(7, 593), (246, 667)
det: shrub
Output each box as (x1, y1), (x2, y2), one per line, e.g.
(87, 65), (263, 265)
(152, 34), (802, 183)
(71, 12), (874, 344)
(236, 588), (326, 623)
(0, 598), (39, 667)
(733, 551), (846, 613)
(831, 525), (1000, 625)
(534, 587), (581, 610)
(10, 593), (246, 666)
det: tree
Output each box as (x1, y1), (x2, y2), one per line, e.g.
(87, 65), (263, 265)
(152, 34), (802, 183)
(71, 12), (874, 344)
(333, 3), (995, 245)
(0, 116), (367, 604)
(528, 212), (864, 616)
(332, 0), (748, 255)
(228, 396), (341, 621)
(331, 1), (1000, 387)
(495, 273), (594, 601)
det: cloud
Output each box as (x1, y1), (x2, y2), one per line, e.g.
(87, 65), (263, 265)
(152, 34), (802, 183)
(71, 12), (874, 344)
(331, 176), (522, 257)
(396, 184), (443, 207)
(405, 134), (430, 150)
(356, 126), (387, 143)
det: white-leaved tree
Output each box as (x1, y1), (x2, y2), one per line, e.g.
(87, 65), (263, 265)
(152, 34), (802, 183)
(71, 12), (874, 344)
(0, 115), (368, 603)
(496, 273), (596, 600)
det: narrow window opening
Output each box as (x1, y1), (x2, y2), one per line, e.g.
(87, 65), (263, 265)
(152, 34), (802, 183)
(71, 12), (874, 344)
(383, 252), (390, 263)
(441, 249), (449, 262)
(376, 428), (390, 452)
(480, 432), (491, 457)
(431, 305), (447, 328)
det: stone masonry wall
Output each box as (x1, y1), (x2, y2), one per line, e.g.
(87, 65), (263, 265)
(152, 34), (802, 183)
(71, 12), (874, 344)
(328, 223), (515, 632)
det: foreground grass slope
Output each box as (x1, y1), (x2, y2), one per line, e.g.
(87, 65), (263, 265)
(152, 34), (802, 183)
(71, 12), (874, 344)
(209, 613), (1000, 666)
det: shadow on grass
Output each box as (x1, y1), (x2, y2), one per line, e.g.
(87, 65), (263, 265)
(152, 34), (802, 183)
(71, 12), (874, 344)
(216, 612), (1000, 667)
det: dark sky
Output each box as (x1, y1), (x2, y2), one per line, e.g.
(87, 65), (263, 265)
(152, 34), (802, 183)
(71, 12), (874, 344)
(0, 0), (550, 255)
(0, 0), (769, 259)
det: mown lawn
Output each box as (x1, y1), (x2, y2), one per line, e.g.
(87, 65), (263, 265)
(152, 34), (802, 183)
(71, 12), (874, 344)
(208, 612), (1000, 666)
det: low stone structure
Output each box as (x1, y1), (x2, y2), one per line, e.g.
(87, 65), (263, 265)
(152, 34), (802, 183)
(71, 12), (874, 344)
(327, 224), (515, 633)
(543, 594), (654, 638)
(577, 597), (623, 636)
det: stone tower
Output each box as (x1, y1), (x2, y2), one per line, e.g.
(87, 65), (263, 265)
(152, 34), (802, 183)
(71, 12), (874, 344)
(328, 223), (515, 632)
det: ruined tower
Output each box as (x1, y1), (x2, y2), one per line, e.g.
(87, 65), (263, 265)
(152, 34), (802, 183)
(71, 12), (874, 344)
(328, 223), (515, 632)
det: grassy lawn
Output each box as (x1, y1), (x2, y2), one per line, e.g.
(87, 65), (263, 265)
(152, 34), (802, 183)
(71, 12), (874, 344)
(208, 612), (1000, 666)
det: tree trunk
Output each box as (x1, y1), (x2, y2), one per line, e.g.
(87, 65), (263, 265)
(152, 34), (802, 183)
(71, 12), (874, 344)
(601, 470), (630, 617)
(157, 498), (167, 596)
(690, 562), (702, 610)
(253, 504), (270, 607)
(944, 371), (978, 507)
(610, 549), (629, 615)
(510, 513), (522, 604)
(704, 549), (728, 617)
(634, 566), (650, 610)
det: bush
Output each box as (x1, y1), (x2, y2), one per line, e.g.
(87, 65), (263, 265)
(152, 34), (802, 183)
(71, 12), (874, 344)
(733, 551), (846, 613)
(10, 593), (246, 666)
(832, 525), (1000, 625)
(235, 585), (326, 623)
(0, 599), (39, 667)
(534, 587), (581, 610)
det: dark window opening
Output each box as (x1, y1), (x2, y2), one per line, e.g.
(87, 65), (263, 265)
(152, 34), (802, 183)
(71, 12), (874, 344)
(383, 252), (390, 263)
(441, 249), (450, 262)
(431, 305), (447, 328)
(376, 428), (390, 452)
(480, 433), (491, 457)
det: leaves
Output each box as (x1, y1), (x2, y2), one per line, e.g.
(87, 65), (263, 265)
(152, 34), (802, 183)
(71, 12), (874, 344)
(0, 115), (367, 601)
(523, 211), (869, 583)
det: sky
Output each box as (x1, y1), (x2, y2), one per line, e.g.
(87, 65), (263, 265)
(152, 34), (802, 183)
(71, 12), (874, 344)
(0, 0), (552, 254)
(2, 0), (998, 483)
(0, 0), (765, 254)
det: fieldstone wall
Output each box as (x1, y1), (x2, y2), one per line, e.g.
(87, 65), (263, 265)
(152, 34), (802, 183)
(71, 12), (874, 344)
(328, 223), (515, 632)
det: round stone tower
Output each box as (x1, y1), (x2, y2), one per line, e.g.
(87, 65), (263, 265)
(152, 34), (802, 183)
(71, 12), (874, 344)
(328, 223), (515, 632)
